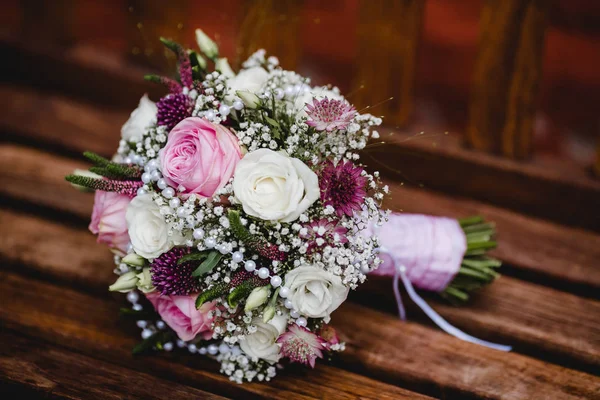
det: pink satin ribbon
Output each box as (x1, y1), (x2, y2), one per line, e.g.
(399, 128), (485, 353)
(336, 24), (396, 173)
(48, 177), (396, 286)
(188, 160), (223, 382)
(368, 213), (512, 352)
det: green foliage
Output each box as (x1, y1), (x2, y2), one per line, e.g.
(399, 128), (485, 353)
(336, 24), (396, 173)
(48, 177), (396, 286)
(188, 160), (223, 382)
(441, 216), (502, 304)
(177, 250), (223, 278)
(82, 151), (141, 180)
(65, 174), (104, 190)
(195, 284), (227, 309)
(132, 331), (173, 355)
(228, 210), (252, 242)
(227, 280), (256, 309)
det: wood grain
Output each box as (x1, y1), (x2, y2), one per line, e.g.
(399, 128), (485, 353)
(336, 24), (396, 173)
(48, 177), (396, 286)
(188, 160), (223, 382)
(466, 0), (548, 159)
(1, 207), (599, 372)
(0, 332), (229, 400)
(0, 271), (429, 400)
(3, 142), (599, 295)
(0, 270), (597, 400)
(365, 129), (600, 232)
(237, 0), (302, 70)
(353, 0), (424, 126)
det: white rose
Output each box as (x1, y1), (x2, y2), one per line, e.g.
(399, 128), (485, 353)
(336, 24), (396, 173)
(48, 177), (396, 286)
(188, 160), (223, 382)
(227, 67), (269, 99)
(121, 94), (157, 142)
(240, 314), (288, 364)
(284, 265), (349, 320)
(232, 149), (319, 222)
(126, 194), (173, 259)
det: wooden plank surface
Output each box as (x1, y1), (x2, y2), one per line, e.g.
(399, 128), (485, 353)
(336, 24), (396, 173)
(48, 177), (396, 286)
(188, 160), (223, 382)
(364, 130), (600, 232)
(0, 271), (428, 400)
(353, 0), (424, 125)
(0, 332), (229, 400)
(1, 270), (597, 400)
(2, 206), (598, 373)
(466, 0), (548, 159)
(3, 142), (599, 297)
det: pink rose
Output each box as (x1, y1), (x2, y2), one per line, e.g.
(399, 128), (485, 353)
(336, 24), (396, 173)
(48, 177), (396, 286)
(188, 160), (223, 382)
(159, 117), (242, 197)
(146, 292), (215, 341)
(89, 191), (130, 255)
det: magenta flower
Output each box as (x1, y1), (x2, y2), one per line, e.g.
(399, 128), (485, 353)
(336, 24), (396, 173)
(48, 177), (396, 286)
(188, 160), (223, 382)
(150, 247), (201, 296)
(305, 97), (356, 132)
(277, 325), (326, 368)
(301, 218), (348, 253)
(319, 161), (367, 217)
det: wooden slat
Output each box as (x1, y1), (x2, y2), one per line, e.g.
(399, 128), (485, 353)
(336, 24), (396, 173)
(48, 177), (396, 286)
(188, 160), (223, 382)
(364, 130), (600, 232)
(595, 142), (600, 178)
(353, 0), (424, 126)
(384, 181), (600, 293)
(0, 41), (163, 109)
(466, 0), (548, 159)
(0, 85), (126, 157)
(1, 206), (599, 372)
(3, 84), (600, 232)
(3, 142), (599, 295)
(0, 269), (597, 400)
(237, 0), (302, 70)
(0, 272), (429, 400)
(0, 332), (228, 400)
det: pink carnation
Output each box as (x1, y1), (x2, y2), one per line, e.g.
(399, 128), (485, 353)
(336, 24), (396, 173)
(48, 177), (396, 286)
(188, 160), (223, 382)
(89, 190), (130, 255)
(159, 117), (242, 197)
(277, 325), (326, 368)
(146, 292), (215, 342)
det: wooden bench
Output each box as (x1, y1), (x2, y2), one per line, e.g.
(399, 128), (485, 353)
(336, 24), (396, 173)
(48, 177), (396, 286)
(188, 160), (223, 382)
(1, 2), (600, 398)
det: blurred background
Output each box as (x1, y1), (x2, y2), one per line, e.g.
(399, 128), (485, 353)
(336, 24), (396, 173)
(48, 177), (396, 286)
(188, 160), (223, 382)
(1, 0), (599, 230)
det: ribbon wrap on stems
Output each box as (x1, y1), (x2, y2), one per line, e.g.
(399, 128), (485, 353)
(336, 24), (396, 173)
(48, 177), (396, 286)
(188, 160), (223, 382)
(368, 213), (512, 352)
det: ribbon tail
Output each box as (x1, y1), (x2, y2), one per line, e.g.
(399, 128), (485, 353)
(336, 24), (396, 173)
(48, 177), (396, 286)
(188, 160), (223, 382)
(396, 264), (512, 352)
(393, 263), (406, 320)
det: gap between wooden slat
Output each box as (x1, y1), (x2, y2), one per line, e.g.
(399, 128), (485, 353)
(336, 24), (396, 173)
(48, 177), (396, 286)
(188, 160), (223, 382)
(0, 269), (597, 400)
(0, 270), (430, 400)
(0, 330), (230, 400)
(0, 206), (598, 375)
(1, 142), (598, 297)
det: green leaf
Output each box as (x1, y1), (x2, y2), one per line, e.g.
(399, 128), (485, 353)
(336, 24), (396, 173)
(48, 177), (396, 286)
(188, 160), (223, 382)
(177, 252), (210, 265)
(192, 251), (223, 277)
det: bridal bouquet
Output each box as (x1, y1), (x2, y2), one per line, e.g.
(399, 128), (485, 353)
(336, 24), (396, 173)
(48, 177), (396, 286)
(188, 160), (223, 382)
(67, 29), (504, 383)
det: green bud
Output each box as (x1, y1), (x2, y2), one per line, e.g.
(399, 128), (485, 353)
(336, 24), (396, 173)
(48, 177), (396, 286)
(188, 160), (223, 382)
(262, 305), (276, 323)
(215, 57), (235, 78)
(122, 253), (146, 267)
(195, 29), (219, 59)
(236, 91), (261, 109)
(244, 286), (270, 312)
(136, 267), (155, 294)
(109, 271), (138, 293)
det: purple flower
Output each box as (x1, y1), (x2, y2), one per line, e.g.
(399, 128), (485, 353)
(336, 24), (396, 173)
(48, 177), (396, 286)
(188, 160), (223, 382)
(277, 325), (326, 368)
(319, 161), (367, 217)
(150, 247), (200, 296)
(156, 93), (193, 131)
(305, 97), (356, 132)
